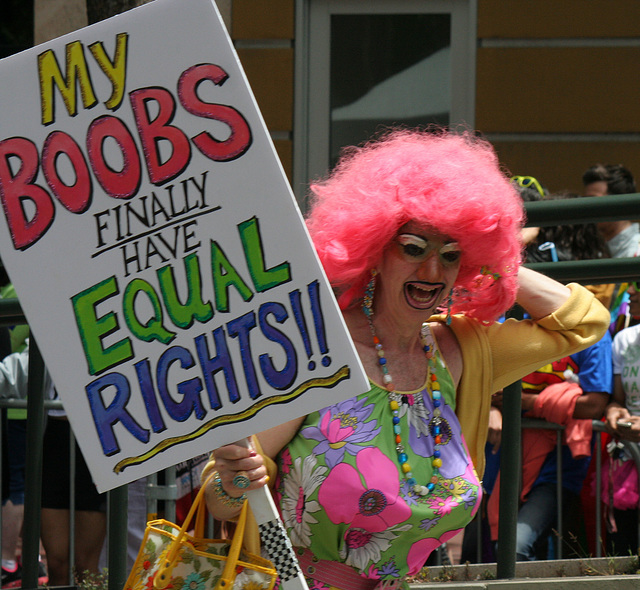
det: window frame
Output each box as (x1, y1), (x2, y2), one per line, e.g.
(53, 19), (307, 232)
(293, 0), (477, 206)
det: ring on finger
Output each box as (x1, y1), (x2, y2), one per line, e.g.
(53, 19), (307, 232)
(232, 470), (251, 489)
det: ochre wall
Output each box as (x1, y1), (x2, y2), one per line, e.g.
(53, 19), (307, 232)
(476, 0), (640, 194)
(31, 0), (640, 192)
(232, 0), (294, 180)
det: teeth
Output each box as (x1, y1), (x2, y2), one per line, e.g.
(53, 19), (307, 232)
(408, 284), (437, 303)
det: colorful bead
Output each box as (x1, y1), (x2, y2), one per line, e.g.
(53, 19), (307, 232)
(365, 312), (445, 498)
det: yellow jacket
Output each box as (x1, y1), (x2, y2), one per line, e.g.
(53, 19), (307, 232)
(442, 282), (610, 478)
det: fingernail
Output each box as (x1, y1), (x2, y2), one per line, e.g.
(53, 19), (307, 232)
(249, 450), (257, 457)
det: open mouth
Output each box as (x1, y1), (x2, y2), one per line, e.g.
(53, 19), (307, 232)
(404, 282), (443, 310)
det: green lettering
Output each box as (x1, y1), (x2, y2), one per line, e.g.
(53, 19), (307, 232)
(71, 276), (133, 375)
(122, 278), (176, 344)
(238, 217), (291, 292)
(210, 240), (253, 312)
(157, 253), (214, 328)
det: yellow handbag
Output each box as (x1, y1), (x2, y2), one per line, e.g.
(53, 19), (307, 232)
(124, 474), (277, 590)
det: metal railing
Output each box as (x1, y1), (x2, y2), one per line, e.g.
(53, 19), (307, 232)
(473, 418), (640, 565)
(0, 309), (129, 590)
(494, 191), (640, 578)
(0, 395), (182, 590)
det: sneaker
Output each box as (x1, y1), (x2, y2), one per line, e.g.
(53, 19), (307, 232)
(1, 564), (21, 589)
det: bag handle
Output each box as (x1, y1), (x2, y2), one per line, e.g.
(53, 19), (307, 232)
(154, 472), (248, 590)
(216, 500), (248, 590)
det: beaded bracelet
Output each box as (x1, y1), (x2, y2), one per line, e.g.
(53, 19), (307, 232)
(212, 471), (247, 507)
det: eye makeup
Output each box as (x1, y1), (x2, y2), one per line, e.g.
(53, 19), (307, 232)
(396, 233), (461, 267)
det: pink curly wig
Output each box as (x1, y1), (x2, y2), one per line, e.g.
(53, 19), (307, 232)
(305, 128), (524, 324)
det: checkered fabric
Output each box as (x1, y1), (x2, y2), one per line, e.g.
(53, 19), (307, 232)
(258, 519), (301, 582)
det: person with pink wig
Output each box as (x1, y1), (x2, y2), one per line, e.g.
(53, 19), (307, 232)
(203, 129), (609, 588)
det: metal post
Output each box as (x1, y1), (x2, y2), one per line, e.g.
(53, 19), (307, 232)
(22, 339), (45, 590)
(496, 379), (522, 579)
(163, 466), (177, 523)
(69, 429), (76, 585)
(555, 431), (563, 560)
(107, 486), (129, 590)
(594, 429), (602, 557)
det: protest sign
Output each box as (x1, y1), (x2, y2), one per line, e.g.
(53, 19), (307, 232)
(0, 0), (368, 492)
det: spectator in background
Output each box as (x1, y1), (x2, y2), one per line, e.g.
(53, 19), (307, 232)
(0, 263), (42, 588)
(602, 280), (640, 555)
(582, 164), (640, 259)
(583, 164), (640, 334)
(509, 176), (549, 263)
(40, 398), (107, 586)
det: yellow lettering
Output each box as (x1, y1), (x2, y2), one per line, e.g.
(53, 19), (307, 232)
(38, 41), (98, 125)
(88, 33), (129, 110)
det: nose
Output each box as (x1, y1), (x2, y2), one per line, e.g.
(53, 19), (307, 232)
(416, 251), (444, 281)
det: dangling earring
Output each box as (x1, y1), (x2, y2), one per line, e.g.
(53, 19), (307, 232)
(363, 269), (377, 318)
(446, 291), (453, 325)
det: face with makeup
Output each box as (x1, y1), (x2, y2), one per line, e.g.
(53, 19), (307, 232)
(375, 222), (462, 323)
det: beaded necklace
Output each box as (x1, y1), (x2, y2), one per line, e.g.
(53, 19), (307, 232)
(363, 271), (444, 497)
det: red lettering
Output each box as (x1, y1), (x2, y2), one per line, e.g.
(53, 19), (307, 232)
(86, 115), (141, 199)
(178, 64), (252, 162)
(0, 137), (55, 250)
(42, 130), (92, 213)
(130, 87), (191, 186)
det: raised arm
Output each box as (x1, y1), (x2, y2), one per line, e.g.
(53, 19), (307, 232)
(515, 266), (572, 320)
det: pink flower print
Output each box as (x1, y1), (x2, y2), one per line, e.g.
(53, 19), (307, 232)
(363, 564), (379, 579)
(302, 398), (380, 468)
(427, 495), (458, 517)
(318, 447), (410, 533)
(406, 527), (462, 575)
(280, 448), (293, 475)
(323, 409), (354, 443)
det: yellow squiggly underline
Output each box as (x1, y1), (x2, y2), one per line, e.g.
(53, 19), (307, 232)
(113, 365), (351, 473)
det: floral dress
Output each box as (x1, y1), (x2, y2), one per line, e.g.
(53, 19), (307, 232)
(272, 348), (482, 587)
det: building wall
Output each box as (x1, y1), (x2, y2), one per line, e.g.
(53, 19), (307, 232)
(26, 0), (640, 193)
(231, 0), (294, 181)
(476, 0), (640, 194)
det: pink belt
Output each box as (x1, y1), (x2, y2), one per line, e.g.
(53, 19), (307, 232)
(295, 548), (402, 590)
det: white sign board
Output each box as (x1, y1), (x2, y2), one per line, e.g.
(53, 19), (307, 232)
(0, 0), (368, 492)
